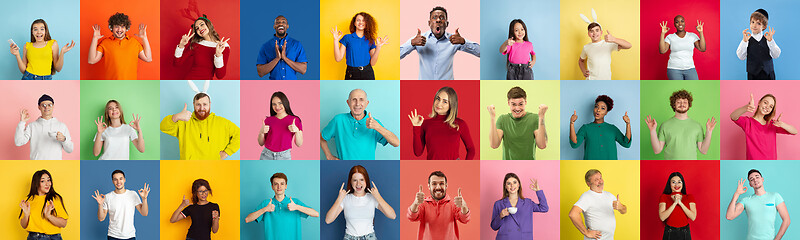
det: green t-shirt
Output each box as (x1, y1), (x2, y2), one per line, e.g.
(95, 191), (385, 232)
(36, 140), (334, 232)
(739, 192), (785, 240)
(569, 122), (631, 160)
(657, 117), (704, 160)
(497, 112), (538, 160)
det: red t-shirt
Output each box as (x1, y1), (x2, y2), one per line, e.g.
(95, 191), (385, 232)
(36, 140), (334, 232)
(660, 193), (695, 227)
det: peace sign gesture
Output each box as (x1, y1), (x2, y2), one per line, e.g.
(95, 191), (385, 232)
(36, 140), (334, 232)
(179, 28), (195, 48)
(696, 20), (704, 33)
(215, 37), (229, 57)
(408, 109), (424, 126)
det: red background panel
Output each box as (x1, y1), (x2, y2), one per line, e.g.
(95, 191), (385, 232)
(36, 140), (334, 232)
(640, 0), (720, 80)
(399, 80), (480, 160)
(80, 0), (161, 80)
(160, 0), (240, 80)
(640, 161), (720, 240)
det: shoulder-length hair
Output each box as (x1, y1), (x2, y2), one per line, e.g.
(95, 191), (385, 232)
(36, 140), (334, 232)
(103, 100), (127, 125)
(428, 86), (460, 129)
(346, 165), (371, 193)
(349, 12), (377, 45)
(662, 172), (687, 195)
(501, 172), (524, 200)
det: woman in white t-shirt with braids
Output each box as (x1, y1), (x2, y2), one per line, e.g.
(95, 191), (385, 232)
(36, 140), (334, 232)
(93, 100), (145, 160)
(325, 165), (396, 240)
(659, 15), (707, 80)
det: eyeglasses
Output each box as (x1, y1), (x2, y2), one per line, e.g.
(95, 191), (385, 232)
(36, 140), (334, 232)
(430, 15), (446, 21)
(40, 103), (53, 108)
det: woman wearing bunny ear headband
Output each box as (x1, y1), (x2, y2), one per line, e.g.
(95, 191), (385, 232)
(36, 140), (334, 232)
(174, 14), (231, 80)
(729, 93), (797, 160)
(659, 15), (706, 80)
(325, 165), (396, 240)
(490, 173), (548, 240)
(577, 9), (632, 80)
(160, 80), (241, 160)
(258, 91), (304, 160)
(93, 99), (146, 160)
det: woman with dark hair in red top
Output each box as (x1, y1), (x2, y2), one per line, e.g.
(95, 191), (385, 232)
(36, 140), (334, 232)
(174, 14), (231, 80)
(659, 172), (696, 240)
(408, 86), (475, 160)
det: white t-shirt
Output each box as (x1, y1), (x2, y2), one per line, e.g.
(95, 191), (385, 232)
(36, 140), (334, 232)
(103, 189), (143, 239)
(580, 40), (619, 80)
(665, 32), (699, 70)
(574, 190), (617, 240)
(340, 193), (379, 236)
(94, 124), (139, 160)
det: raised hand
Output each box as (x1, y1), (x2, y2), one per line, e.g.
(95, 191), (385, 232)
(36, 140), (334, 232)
(288, 119), (300, 133)
(274, 40), (282, 60)
(264, 198), (275, 212)
(181, 194), (192, 207)
(570, 110), (578, 123)
(138, 183), (150, 200)
(660, 21), (670, 34)
(706, 117), (716, 133)
(696, 20), (704, 33)
(92, 190), (106, 205)
(623, 111), (630, 124)
(645, 115), (658, 131)
(529, 178), (540, 191)
(179, 28), (195, 48)
(764, 26), (775, 42)
(260, 124), (270, 135)
(742, 29), (751, 42)
(287, 197), (299, 211)
(215, 37), (229, 57)
(20, 109), (30, 122)
(61, 40), (75, 54)
(506, 38), (515, 47)
(604, 30), (617, 43)
(56, 132), (66, 142)
(376, 35), (390, 47)
(365, 112), (380, 129)
(612, 194), (622, 210)
(280, 40), (288, 60)
(10, 42), (20, 56)
(487, 105), (497, 119)
(736, 178), (748, 195)
(538, 104), (548, 116)
(92, 24), (104, 40)
(747, 93), (756, 113)
(449, 28), (465, 45)
(174, 103), (192, 122)
(454, 188), (466, 209)
(212, 210), (219, 219)
(408, 109), (424, 126)
(411, 29), (427, 46)
(130, 114), (141, 131)
(414, 185), (425, 205)
(95, 116), (108, 134)
(19, 200), (31, 215)
(367, 181), (381, 198)
(337, 182), (350, 201)
(134, 24), (148, 39)
(772, 113), (784, 128)
(330, 26), (343, 41)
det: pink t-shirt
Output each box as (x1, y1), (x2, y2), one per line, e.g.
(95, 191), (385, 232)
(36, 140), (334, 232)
(503, 41), (535, 64)
(734, 116), (790, 160)
(264, 115), (303, 152)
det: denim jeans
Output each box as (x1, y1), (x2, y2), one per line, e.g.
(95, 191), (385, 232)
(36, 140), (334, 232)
(260, 148), (291, 160)
(663, 224), (691, 240)
(666, 68), (698, 80)
(22, 71), (53, 80)
(27, 232), (62, 240)
(108, 236), (135, 240)
(344, 232), (377, 240)
(506, 63), (534, 80)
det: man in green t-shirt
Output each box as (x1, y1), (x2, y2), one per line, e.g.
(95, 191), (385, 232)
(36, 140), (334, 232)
(644, 89), (716, 160)
(487, 86), (547, 160)
(725, 169), (790, 240)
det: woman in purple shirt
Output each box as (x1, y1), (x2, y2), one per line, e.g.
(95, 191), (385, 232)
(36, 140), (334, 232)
(491, 172), (548, 240)
(258, 91), (304, 160)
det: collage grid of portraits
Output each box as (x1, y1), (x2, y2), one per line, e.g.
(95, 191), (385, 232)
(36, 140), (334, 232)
(2, 0), (800, 239)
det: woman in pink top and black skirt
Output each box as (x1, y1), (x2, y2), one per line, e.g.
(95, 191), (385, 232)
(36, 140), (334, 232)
(729, 93), (797, 160)
(258, 91), (304, 160)
(408, 86), (475, 160)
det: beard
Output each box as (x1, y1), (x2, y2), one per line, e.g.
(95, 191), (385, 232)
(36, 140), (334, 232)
(195, 108), (210, 120)
(432, 189), (446, 200)
(675, 108), (688, 114)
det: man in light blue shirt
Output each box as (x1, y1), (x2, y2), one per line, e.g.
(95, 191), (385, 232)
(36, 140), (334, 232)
(245, 173), (319, 240)
(400, 6), (480, 80)
(725, 169), (790, 240)
(320, 89), (400, 160)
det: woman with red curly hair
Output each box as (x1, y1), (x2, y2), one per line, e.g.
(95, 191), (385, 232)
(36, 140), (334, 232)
(569, 95), (632, 160)
(330, 12), (389, 80)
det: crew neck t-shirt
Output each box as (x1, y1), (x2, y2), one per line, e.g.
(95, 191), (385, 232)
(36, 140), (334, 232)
(103, 190), (142, 238)
(659, 193), (695, 227)
(665, 32), (700, 70)
(657, 117), (704, 160)
(94, 124), (139, 160)
(574, 190), (617, 240)
(580, 40), (619, 80)
(264, 115), (303, 152)
(181, 202), (220, 240)
(341, 193), (379, 236)
(734, 116), (791, 160)
(739, 192), (784, 240)
(504, 41), (535, 64)
(496, 112), (538, 160)
(21, 194), (69, 234)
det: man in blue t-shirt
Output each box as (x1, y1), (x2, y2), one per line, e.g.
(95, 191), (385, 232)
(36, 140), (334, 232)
(256, 15), (308, 80)
(725, 169), (790, 240)
(245, 173), (319, 240)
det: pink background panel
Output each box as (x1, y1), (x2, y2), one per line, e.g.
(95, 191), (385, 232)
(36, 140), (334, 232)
(400, 0), (480, 80)
(0, 81), (81, 160)
(239, 81), (320, 160)
(479, 160), (560, 240)
(720, 81), (800, 160)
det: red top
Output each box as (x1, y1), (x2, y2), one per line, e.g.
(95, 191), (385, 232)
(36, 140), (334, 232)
(174, 42), (229, 80)
(413, 114), (475, 160)
(660, 193), (695, 227)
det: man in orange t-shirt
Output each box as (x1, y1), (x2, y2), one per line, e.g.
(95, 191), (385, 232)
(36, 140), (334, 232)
(88, 12), (153, 80)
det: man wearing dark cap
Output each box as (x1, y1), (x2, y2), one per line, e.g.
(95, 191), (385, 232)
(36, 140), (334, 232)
(15, 94), (74, 160)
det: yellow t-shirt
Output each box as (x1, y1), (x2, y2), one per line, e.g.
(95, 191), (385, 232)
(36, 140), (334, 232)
(25, 40), (54, 76)
(21, 194), (69, 234)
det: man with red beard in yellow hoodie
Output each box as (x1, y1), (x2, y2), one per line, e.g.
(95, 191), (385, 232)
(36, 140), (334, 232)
(161, 92), (240, 160)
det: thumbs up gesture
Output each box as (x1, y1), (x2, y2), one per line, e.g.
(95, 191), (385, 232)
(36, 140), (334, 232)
(747, 93), (757, 113)
(365, 112), (380, 130)
(288, 118), (300, 133)
(772, 113), (785, 128)
(612, 194), (626, 213)
(411, 28), (426, 46)
(174, 103), (192, 122)
(604, 30), (617, 43)
(449, 28), (465, 44)
(180, 194), (192, 207)
(623, 111), (630, 124)
(265, 198), (275, 212)
(454, 188), (468, 213)
(287, 197), (299, 211)
(414, 185), (425, 205)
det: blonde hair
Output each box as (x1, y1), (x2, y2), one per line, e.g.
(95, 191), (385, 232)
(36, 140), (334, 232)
(428, 87), (459, 129)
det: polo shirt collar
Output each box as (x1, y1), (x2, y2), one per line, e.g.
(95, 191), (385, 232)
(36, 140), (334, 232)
(426, 31), (450, 41)
(348, 110), (369, 123)
(110, 35), (131, 41)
